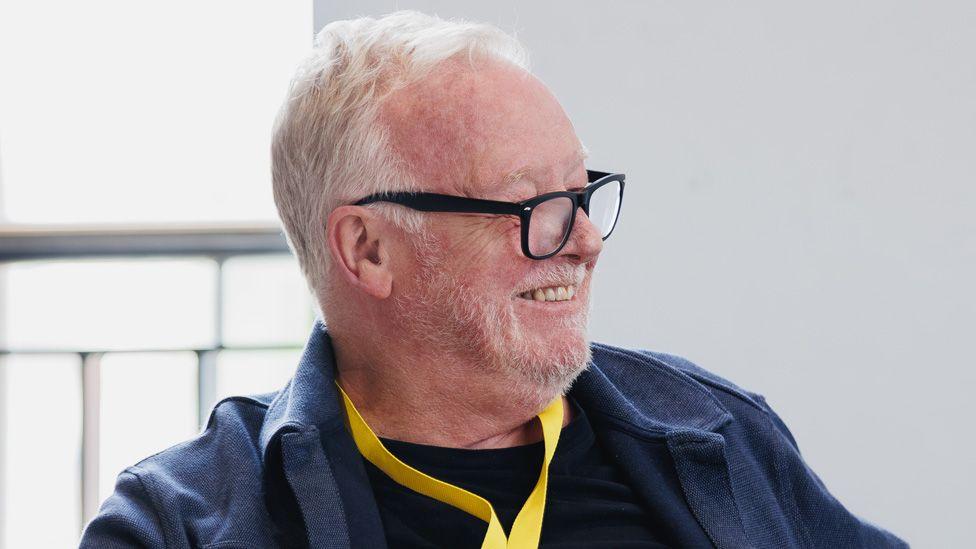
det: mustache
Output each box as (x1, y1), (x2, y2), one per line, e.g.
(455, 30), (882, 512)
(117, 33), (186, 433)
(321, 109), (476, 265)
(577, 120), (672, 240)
(515, 263), (587, 294)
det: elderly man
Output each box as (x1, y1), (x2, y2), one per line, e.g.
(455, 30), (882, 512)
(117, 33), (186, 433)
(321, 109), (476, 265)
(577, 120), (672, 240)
(81, 10), (906, 549)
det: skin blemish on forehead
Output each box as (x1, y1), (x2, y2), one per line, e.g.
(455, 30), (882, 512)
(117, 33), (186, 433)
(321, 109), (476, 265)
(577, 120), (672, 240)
(503, 167), (531, 189)
(505, 148), (588, 187)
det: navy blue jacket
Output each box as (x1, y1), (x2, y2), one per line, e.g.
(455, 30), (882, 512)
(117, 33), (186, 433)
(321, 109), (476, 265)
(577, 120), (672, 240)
(80, 320), (908, 548)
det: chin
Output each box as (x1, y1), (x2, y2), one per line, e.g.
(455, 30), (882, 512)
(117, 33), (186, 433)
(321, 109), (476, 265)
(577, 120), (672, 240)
(493, 289), (591, 389)
(500, 321), (592, 396)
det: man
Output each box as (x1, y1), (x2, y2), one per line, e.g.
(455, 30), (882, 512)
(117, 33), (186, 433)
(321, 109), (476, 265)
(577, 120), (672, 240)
(81, 10), (907, 549)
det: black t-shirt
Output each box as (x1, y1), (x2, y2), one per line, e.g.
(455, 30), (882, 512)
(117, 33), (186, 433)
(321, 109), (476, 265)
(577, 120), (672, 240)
(364, 396), (714, 548)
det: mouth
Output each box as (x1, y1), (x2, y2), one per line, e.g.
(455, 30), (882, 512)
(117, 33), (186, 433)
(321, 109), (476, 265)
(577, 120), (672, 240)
(516, 284), (577, 303)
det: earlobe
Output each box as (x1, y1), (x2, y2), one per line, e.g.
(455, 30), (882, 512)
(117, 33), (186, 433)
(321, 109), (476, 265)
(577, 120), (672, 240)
(327, 206), (394, 300)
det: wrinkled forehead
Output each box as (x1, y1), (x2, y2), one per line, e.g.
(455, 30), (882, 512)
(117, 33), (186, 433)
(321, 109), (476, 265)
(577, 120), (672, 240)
(379, 57), (585, 198)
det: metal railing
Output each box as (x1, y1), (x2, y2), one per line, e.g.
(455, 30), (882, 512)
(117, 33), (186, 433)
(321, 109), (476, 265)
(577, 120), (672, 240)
(0, 222), (300, 540)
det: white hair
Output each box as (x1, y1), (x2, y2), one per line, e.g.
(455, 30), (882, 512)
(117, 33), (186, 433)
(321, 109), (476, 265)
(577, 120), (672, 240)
(270, 10), (530, 319)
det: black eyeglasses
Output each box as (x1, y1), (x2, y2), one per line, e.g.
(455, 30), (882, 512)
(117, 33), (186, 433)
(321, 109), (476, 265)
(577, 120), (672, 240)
(353, 170), (625, 260)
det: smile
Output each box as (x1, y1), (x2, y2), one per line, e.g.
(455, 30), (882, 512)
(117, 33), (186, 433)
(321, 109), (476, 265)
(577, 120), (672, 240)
(517, 285), (576, 302)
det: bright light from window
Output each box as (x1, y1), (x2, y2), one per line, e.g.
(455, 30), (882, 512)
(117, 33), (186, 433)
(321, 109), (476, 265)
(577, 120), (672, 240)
(1, 354), (81, 549)
(222, 255), (315, 346)
(3, 258), (217, 351)
(0, 1), (312, 224)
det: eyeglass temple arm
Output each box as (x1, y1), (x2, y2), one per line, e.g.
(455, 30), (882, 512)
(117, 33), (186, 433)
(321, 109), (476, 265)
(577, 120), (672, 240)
(355, 192), (524, 216)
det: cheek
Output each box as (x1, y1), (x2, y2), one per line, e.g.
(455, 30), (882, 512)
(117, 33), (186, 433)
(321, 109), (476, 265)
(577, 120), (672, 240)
(460, 250), (529, 299)
(489, 223), (530, 274)
(451, 218), (524, 266)
(427, 216), (533, 294)
(469, 216), (523, 262)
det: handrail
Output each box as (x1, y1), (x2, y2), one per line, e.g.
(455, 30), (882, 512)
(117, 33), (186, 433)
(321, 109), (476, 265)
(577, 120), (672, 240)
(0, 222), (290, 261)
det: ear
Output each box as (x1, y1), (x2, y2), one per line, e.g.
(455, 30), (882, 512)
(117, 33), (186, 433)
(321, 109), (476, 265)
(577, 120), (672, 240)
(326, 205), (394, 300)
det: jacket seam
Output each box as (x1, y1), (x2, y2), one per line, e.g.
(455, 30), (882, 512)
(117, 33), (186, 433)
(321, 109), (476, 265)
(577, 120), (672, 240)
(124, 466), (171, 549)
(675, 370), (766, 413)
(205, 396), (272, 430)
(200, 542), (253, 548)
(212, 395), (271, 411)
(586, 408), (670, 440)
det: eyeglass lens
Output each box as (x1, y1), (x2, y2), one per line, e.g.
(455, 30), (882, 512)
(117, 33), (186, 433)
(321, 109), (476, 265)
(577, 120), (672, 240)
(526, 180), (622, 257)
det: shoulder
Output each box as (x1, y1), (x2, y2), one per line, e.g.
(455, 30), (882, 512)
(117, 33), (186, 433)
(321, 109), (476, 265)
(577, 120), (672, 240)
(117, 393), (277, 520)
(130, 392), (275, 479)
(634, 348), (767, 407)
(83, 392), (282, 547)
(591, 341), (770, 412)
(587, 341), (789, 443)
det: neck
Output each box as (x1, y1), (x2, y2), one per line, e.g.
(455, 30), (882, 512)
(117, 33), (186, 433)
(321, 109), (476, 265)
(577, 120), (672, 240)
(331, 332), (575, 449)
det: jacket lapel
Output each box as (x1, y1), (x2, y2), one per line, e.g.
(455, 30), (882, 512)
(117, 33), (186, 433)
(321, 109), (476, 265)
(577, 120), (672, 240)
(665, 429), (750, 549)
(279, 429), (350, 548)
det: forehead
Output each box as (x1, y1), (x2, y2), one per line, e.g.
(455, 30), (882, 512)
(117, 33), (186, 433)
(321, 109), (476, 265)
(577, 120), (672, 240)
(379, 57), (585, 197)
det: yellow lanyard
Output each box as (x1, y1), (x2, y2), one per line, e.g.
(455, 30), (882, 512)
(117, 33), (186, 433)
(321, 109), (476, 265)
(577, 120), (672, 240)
(335, 382), (563, 549)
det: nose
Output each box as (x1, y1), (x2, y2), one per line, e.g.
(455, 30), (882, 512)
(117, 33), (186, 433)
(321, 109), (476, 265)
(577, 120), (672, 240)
(558, 208), (603, 262)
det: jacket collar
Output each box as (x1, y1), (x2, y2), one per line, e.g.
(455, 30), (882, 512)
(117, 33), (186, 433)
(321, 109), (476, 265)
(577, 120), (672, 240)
(259, 318), (731, 462)
(573, 343), (732, 434)
(259, 319), (344, 465)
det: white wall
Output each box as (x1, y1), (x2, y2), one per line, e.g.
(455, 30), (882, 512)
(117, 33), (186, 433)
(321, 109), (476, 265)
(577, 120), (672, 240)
(314, 2), (975, 546)
(0, 142), (7, 549)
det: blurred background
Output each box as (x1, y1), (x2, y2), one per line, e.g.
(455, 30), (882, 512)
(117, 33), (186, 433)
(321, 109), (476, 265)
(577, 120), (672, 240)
(1, 1), (972, 547)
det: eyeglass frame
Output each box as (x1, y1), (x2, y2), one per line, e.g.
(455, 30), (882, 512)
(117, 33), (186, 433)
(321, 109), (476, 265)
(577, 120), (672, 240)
(352, 169), (625, 260)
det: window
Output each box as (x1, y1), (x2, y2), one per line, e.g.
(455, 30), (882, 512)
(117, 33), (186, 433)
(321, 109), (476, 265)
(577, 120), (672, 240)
(0, 2), (314, 547)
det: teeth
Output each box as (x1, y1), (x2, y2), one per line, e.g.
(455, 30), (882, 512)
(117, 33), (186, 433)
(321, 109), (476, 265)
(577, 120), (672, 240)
(519, 285), (577, 302)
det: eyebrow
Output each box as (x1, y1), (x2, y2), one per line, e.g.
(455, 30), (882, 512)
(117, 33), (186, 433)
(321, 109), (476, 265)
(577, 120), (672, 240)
(502, 146), (590, 188)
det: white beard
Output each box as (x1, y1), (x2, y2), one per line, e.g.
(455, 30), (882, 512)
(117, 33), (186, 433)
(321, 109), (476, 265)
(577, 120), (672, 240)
(392, 233), (592, 406)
